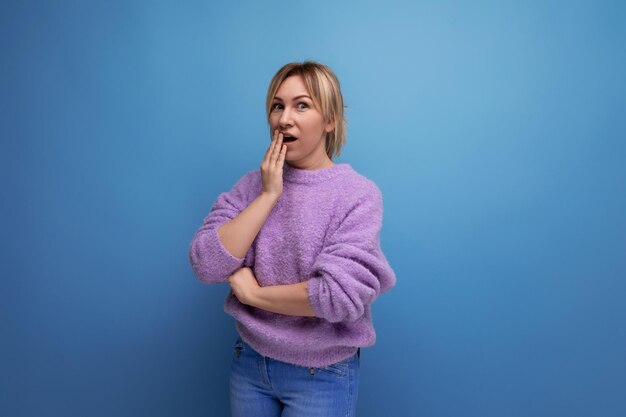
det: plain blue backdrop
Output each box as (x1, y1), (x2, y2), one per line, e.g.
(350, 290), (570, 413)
(2, 1), (625, 416)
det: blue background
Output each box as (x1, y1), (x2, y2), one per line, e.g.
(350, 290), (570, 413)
(2, 1), (625, 416)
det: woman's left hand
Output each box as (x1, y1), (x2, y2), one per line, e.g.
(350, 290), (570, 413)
(227, 267), (261, 306)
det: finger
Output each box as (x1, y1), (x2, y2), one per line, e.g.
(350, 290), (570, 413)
(278, 143), (286, 165)
(263, 129), (278, 165)
(271, 134), (283, 165)
(270, 132), (283, 164)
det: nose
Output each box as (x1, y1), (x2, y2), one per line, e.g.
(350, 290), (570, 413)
(278, 106), (294, 129)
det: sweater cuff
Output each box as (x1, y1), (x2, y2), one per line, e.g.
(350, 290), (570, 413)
(202, 226), (245, 282)
(306, 276), (325, 320)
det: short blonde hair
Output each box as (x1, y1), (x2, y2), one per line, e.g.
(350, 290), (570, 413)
(266, 61), (347, 160)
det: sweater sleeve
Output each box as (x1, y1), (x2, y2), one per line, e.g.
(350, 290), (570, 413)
(306, 185), (396, 323)
(188, 171), (255, 284)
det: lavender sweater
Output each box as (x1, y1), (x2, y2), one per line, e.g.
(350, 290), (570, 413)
(189, 162), (396, 367)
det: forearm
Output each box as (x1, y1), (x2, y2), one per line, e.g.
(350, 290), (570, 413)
(250, 281), (317, 317)
(217, 192), (278, 259)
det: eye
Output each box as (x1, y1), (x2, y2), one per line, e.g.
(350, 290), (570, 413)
(271, 102), (309, 111)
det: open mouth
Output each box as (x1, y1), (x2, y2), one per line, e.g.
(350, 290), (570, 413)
(283, 136), (298, 143)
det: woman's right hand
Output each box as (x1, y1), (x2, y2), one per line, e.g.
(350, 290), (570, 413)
(260, 129), (287, 198)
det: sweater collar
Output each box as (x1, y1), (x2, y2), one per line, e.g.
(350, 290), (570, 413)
(282, 162), (353, 184)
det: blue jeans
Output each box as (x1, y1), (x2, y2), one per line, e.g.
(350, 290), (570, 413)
(229, 335), (360, 417)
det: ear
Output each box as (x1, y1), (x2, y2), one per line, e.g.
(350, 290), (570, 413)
(324, 118), (335, 133)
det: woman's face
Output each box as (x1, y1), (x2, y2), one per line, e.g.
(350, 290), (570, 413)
(269, 75), (335, 169)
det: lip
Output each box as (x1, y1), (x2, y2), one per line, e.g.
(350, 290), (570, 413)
(280, 132), (298, 143)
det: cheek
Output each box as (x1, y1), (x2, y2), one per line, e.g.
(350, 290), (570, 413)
(310, 115), (327, 131)
(301, 118), (322, 134)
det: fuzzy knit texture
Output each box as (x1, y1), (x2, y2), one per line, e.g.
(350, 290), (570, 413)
(189, 162), (396, 368)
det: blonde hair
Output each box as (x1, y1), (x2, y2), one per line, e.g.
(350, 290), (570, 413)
(265, 61), (347, 160)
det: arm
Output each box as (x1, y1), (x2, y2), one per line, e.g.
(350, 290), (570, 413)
(305, 186), (397, 322)
(220, 131), (286, 259)
(190, 133), (287, 284)
(189, 171), (276, 284)
(217, 192), (278, 259)
(249, 281), (317, 317)
(227, 267), (316, 316)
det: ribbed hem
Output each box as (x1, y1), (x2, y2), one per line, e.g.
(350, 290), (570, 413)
(235, 322), (359, 368)
(282, 162), (353, 185)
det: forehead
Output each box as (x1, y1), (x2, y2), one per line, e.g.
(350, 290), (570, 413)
(274, 75), (310, 99)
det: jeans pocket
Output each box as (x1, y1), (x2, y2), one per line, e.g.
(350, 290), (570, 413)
(318, 361), (349, 377)
(316, 353), (356, 377)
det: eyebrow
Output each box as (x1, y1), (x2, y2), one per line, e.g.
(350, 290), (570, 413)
(273, 94), (312, 101)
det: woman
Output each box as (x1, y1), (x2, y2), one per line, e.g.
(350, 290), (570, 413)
(189, 61), (396, 417)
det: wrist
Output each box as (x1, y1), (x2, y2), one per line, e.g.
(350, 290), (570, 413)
(246, 284), (262, 307)
(259, 191), (280, 204)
